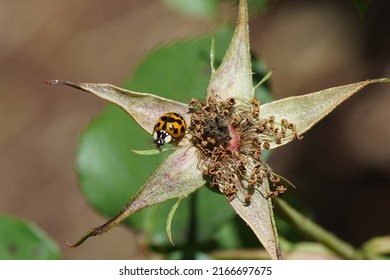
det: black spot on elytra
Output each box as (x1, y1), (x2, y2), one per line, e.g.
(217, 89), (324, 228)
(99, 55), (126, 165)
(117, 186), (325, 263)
(162, 122), (167, 130)
(154, 123), (162, 130)
(166, 117), (182, 125)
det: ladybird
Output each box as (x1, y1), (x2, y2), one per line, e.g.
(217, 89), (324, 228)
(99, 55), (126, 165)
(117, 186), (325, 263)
(153, 112), (187, 149)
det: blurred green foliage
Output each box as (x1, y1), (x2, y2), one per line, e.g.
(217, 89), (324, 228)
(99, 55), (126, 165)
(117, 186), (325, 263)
(351, 0), (371, 19)
(0, 215), (60, 260)
(161, 0), (268, 19)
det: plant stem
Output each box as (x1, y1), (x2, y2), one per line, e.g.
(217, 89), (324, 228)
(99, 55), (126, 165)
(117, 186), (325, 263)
(275, 198), (359, 259)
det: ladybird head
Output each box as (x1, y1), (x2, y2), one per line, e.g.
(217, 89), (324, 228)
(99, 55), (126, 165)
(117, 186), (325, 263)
(153, 130), (172, 149)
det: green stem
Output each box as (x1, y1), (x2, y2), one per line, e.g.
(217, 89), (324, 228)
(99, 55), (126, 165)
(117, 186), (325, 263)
(275, 198), (360, 259)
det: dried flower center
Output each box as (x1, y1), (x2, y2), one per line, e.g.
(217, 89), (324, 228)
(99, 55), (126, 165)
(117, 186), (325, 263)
(188, 97), (300, 203)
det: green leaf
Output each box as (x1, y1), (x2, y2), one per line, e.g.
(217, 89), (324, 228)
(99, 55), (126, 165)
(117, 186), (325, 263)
(140, 187), (234, 247)
(68, 146), (206, 247)
(162, 0), (269, 19)
(0, 215), (60, 260)
(247, 0), (269, 15)
(124, 28), (234, 101)
(351, 0), (371, 19)
(162, 0), (221, 19)
(216, 216), (259, 249)
(76, 104), (160, 217)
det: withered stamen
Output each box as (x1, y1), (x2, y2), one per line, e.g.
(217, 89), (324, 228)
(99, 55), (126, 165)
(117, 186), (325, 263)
(188, 97), (300, 203)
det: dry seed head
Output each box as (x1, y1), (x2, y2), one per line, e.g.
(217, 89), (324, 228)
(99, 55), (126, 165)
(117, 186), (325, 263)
(188, 97), (300, 202)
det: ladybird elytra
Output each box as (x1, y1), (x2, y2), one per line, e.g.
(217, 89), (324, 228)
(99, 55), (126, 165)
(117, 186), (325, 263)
(153, 112), (187, 149)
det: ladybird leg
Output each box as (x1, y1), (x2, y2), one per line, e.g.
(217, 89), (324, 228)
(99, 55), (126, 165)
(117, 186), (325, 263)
(154, 138), (164, 150)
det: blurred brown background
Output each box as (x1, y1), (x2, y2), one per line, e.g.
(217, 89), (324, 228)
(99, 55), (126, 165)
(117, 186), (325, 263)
(0, 0), (389, 259)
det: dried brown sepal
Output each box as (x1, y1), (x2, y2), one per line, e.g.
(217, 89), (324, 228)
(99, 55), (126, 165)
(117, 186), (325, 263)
(44, 79), (191, 135)
(64, 146), (205, 247)
(260, 78), (390, 149)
